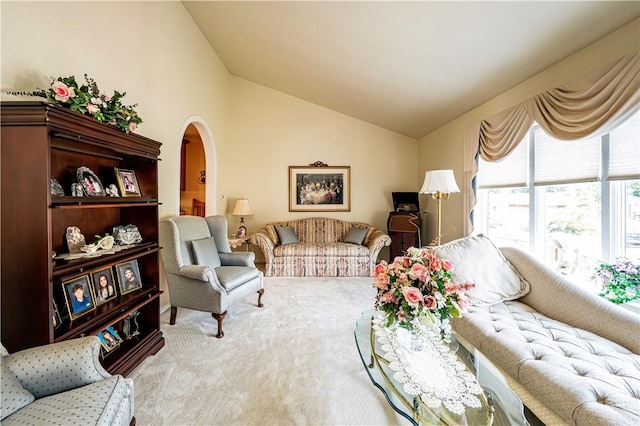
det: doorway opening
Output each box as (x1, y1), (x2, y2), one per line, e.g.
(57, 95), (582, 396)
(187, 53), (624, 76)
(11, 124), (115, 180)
(179, 124), (206, 216)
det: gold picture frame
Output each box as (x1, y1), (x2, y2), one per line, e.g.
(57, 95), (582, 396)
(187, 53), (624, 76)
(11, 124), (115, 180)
(289, 162), (350, 212)
(114, 167), (141, 197)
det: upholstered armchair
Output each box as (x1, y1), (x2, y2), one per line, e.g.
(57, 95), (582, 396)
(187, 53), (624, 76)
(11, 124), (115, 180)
(1, 336), (134, 425)
(159, 215), (264, 338)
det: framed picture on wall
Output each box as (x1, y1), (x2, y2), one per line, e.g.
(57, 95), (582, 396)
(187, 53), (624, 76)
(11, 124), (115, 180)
(289, 162), (350, 212)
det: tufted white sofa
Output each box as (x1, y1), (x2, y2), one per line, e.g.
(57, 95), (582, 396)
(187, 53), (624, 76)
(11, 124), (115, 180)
(437, 236), (640, 426)
(1, 336), (134, 425)
(251, 217), (390, 277)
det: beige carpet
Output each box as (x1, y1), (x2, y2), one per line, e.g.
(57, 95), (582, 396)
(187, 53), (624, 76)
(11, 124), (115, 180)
(130, 277), (406, 425)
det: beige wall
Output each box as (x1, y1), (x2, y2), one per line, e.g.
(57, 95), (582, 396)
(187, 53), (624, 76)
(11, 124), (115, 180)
(418, 18), (640, 245)
(225, 77), (418, 239)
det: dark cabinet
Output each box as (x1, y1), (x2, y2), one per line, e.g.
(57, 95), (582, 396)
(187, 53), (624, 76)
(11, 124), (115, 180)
(1, 101), (164, 376)
(387, 212), (422, 260)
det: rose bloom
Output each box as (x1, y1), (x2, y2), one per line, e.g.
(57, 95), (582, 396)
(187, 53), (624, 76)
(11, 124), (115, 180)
(441, 259), (454, 271)
(402, 286), (423, 307)
(51, 81), (76, 102)
(374, 273), (390, 290)
(379, 292), (397, 304)
(86, 104), (99, 115)
(396, 272), (409, 285)
(457, 294), (470, 309)
(403, 257), (411, 268)
(374, 263), (387, 276)
(423, 295), (437, 309)
(408, 263), (429, 282)
(128, 122), (138, 133)
(428, 253), (442, 272)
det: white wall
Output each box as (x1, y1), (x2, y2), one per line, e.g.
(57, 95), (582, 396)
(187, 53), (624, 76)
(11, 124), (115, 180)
(418, 18), (640, 245)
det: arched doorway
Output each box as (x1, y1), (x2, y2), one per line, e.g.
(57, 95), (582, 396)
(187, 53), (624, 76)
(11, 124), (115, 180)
(179, 124), (206, 216)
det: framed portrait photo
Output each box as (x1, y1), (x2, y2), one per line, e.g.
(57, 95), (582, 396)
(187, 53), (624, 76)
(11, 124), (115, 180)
(76, 166), (106, 197)
(62, 275), (95, 320)
(114, 168), (141, 197)
(289, 163), (350, 212)
(115, 260), (143, 295)
(97, 326), (123, 352)
(91, 267), (117, 306)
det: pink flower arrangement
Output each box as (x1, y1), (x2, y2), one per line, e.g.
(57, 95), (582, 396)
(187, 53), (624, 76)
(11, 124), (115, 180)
(374, 246), (476, 338)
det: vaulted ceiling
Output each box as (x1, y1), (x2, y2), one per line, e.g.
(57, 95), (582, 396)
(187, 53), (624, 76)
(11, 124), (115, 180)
(183, 1), (639, 139)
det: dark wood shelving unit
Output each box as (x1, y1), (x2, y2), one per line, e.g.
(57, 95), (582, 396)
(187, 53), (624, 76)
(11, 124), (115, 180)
(1, 101), (164, 376)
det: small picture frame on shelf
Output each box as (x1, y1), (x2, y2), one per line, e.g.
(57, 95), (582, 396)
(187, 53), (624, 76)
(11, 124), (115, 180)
(115, 260), (143, 295)
(91, 267), (117, 306)
(76, 166), (106, 197)
(52, 300), (62, 329)
(97, 326), (123, 352)
(114, 168), (141, 197)
(62, 275), (95, 320)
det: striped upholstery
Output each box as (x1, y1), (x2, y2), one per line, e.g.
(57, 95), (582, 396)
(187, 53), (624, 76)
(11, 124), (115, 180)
(251, 217), (390, 277)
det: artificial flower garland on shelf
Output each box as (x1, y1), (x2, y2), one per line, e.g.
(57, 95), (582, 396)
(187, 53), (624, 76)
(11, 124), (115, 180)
(373, 246), (475, 342)
(6, 74), (142, 134)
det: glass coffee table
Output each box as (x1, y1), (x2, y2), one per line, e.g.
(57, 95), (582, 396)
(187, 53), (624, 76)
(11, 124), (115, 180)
(355, 309), (528, 426)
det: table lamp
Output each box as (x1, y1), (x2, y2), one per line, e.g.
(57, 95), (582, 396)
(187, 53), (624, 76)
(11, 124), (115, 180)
(232, 198), (253, 238)
(419, 170), (459, 245)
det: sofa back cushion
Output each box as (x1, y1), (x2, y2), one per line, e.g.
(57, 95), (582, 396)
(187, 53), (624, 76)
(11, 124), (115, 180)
(434, 234), (530, 306)
(275, 226), (299, 245)
(267, 218), (353, 244)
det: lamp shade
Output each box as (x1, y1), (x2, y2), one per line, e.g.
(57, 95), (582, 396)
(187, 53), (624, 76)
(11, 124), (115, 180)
(232, 198), (254, 216)
(419, 170), (460, 194)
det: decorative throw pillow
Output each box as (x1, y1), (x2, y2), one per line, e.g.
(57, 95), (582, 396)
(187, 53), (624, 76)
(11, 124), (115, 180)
(434, 234), (530, 306)
(344, 227), (368, 245)
(1, 363), (35, 420)
(266, 225), (279, 245)
(190, 237), (221, 268)
(275, 226), (299, 245)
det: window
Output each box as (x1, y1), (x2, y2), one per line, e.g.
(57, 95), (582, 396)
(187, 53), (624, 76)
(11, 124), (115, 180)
(475, 110), (640, 287)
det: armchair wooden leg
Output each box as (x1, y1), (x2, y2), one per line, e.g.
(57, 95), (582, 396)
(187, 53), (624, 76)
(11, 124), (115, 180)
(257, 288), (265, 307)
(169, 306), (177, 325)
(212, 311), (227, 338)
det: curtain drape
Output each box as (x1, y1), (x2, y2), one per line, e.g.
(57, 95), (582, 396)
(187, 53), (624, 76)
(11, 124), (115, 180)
(478, 50), (639, 162)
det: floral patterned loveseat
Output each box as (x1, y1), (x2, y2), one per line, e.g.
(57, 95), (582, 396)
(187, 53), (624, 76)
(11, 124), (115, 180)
(250, 217), (390, 277)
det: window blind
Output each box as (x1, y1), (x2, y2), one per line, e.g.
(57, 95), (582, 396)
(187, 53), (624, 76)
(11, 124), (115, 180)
(477, 136), (528, 189)
(533, 127), (600, 186)
(608, 109), (640, 181)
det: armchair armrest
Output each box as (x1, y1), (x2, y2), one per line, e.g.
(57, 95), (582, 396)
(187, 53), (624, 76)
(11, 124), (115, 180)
(178, 265), (212, 281)
(4, 336), (109, 399)
(220, 251), (255, 266)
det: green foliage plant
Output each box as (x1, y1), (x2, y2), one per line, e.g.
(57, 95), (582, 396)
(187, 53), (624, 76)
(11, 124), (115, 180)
(592, 257), (640, 304)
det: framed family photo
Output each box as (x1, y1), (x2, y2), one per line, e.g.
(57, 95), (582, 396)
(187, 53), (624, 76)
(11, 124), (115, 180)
(289, 163), (350, 212)
(76, 166), (106, 197)
(97, 326), (123, 352)
(62, 275), (95, 320)
(114, 168), (141, 197)
(91, 267), (117, 306)
(115, 260), (143, 295)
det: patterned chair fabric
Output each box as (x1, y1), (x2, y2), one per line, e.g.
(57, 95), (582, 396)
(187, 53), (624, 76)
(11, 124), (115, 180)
(251, 217), (390, 277)
(159, 215), (264, 337)
(1, 336), (134, 425)
(452, 246), (640, 426)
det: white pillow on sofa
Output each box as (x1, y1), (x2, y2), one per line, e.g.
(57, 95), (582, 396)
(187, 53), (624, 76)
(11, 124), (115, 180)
(434, 234), (530, 306)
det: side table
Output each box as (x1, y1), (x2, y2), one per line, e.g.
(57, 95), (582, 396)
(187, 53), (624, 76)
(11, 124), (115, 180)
(229, 236), (250, 251)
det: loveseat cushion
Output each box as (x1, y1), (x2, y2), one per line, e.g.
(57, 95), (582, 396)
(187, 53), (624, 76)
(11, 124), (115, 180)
(344, 226), (368, 245)
(434, 234), (530, 305)
(2, 375), (130, 426)
(273, 242), (369, 257)
(1, 363), (35, 420)
(275, 226), (299, 245)
(453, 301), (640, 425)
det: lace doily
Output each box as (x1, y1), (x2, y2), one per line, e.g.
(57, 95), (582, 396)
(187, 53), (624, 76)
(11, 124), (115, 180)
(372, 316), (484, 415)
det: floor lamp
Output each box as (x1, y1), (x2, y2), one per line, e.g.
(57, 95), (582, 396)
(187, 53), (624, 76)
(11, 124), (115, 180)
(419, 170), (460, 245)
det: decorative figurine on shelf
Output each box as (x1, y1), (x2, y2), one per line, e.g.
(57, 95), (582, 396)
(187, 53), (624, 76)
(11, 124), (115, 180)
(113, 224), (143, 245)
(122, 311), (141, 340)
(50, 177), (64, 196)
(106, 184), (120, 197)
(66, 226), (86, 253)
(71, 183), (84, 197)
